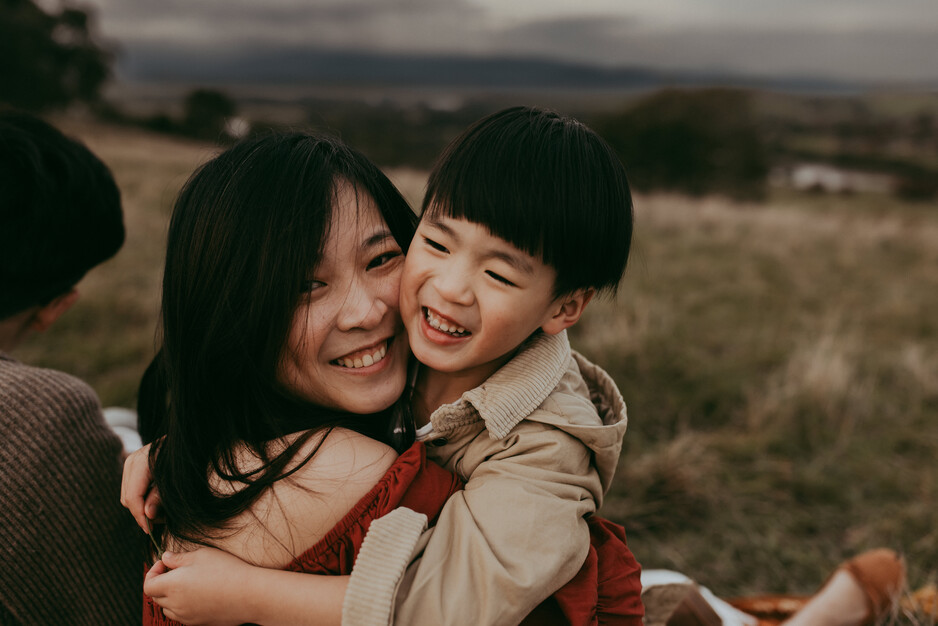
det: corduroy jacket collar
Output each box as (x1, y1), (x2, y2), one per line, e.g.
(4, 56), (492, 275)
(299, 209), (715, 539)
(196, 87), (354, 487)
(429, 330), (571, 440)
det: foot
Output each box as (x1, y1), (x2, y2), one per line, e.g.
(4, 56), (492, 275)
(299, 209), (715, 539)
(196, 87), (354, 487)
(783, 549), (905, 626)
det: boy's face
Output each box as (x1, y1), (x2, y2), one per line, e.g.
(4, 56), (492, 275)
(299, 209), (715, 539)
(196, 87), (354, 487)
(400, 214), (563, 383)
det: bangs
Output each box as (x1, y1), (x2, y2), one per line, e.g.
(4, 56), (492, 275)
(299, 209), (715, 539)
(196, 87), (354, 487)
(423, 107), (633, 296)
(422, 113), (556, 262)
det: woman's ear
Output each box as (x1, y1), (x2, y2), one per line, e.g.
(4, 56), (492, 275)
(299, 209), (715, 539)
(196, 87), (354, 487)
(29, 289), (80, 332)
(541, 289), (595, 336)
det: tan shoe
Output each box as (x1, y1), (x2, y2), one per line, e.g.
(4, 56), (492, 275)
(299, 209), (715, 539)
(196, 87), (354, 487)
(727, 594), (810, 624)
(728, 549), (906, 626)
(839, 549), (906, 625)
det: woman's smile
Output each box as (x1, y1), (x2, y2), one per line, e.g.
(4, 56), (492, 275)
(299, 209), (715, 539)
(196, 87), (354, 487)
(278, 182), (409, 414)
(331, 337), (392, 370)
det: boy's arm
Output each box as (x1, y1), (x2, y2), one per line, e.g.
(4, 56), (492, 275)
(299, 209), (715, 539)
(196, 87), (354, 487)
(343, 421), (601, 626)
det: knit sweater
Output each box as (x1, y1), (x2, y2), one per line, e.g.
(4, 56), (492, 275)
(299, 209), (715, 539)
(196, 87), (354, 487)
(0, 353), (142, 625)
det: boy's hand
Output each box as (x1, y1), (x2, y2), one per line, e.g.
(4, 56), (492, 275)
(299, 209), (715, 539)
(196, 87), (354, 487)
(120, 442), (161, 530)
(145, 548), (254, 626)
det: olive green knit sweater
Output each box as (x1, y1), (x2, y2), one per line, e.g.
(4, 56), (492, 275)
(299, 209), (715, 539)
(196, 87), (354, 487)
(0, 353), (141, 625)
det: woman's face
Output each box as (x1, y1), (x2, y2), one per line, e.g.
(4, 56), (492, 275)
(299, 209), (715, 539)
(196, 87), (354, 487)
(278, 182), (410, 414)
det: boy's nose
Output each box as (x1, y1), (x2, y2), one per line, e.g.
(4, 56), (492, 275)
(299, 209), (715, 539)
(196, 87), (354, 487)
(434, 267), (474, 306)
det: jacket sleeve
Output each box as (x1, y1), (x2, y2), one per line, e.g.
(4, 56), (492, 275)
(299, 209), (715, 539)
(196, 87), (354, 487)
(342, 420), (602, 626)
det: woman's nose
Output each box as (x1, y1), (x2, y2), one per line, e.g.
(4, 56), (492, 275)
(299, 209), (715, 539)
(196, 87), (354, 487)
(336, 281), (388, 331)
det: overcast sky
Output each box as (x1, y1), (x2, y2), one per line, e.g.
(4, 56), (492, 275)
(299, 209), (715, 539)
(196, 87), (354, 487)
(81, 0), (938, 83)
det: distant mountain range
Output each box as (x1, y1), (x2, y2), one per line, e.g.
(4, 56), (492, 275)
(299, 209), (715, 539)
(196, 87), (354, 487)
(118, 45), (870, 94)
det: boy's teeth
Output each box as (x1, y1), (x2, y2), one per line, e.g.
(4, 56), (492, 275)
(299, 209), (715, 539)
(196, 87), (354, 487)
(335, 343), (388, 369)
(425, 309), (468, 336)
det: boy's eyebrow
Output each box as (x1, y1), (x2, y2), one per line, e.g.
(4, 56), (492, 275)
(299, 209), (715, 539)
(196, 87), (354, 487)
(423, 218), (456, 239)
(424, 218), (534, 274)
(480, 248), (534, 275)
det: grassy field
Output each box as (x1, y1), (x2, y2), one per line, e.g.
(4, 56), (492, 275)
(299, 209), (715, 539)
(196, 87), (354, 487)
(13, 119), (938, 616)
(576, 189), (938, 607)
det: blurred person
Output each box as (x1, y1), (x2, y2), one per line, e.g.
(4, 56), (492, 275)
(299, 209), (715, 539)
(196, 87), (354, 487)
(642, 548), (906, 626)
(0, 111), (140, 624)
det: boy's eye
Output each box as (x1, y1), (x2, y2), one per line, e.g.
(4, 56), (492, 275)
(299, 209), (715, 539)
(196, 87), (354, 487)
(367, 251), (402, 270)
(424, 237), (448, 253)
(485, 270), (517, 287)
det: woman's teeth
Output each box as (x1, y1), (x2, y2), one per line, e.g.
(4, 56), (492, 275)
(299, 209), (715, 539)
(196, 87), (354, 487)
(334, 343), (388, 369)
(426, 309), (469, 336)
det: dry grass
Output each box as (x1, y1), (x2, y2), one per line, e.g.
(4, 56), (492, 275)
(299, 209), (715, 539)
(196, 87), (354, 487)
(11, 121), (938, 607)
(574, 191), (938, 600)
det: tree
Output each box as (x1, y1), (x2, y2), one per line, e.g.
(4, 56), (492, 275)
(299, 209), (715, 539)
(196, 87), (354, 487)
(595, 89), (769, 200)
(0, 0), (112, 111)
(181, 89), (237, 141)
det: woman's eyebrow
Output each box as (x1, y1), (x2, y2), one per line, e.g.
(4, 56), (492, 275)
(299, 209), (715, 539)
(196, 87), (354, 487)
(363, 229), (396, 250)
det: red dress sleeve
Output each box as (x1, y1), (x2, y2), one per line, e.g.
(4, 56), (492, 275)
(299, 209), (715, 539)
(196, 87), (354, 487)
(143, 442), (463, 625)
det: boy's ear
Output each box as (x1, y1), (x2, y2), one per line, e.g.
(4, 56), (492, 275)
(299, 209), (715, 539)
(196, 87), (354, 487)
(29, 289), (80, 332)
(541, 289), (595, 336)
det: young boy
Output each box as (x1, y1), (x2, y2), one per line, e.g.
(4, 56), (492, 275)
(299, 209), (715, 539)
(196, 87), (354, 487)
(342, 106), (639, 625)
(138, 107), (641, 625)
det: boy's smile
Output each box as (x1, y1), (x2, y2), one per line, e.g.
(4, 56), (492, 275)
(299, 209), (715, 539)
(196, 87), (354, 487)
(401, 215), (567, 391)
(422, 307), (470, 340)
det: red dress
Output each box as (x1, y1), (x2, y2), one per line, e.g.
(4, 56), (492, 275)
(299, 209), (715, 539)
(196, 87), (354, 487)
(144, 442), (643, 625)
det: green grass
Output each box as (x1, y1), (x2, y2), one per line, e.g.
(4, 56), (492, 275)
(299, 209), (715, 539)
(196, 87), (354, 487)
(12, 120), (938, 609)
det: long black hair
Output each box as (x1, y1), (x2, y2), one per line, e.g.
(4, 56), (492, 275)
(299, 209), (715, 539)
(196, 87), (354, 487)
(140, 131), (416, 544)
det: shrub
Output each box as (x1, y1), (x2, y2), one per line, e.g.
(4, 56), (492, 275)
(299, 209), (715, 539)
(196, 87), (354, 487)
(594, 89), (769, 200)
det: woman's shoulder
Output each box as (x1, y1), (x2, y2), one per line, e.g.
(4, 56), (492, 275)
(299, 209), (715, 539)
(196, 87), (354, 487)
(292, 427), (397, 486)
(209, 428), (397, 567)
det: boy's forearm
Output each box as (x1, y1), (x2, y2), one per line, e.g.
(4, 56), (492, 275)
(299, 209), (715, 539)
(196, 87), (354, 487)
(345, 439), (598, 625)
(243, 569), (349, 626)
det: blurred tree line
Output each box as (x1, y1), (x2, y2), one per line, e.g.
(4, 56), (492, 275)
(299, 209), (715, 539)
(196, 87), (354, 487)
(293, 91), (770, 200)
(593, 89), (769, 200)
(0, 0), (111, 110)
(295, 90), (771, 200)
(760, 96), (938, 200)
(125, 89), (240, 142)
(4, 0), (932, 201)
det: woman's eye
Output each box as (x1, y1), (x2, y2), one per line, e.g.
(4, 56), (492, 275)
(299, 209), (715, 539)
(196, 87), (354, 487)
(424, 237), (448, 253)
(367, 251), (402, 270)
(485, 270), (516, 287)
(301, 279), (326, 293)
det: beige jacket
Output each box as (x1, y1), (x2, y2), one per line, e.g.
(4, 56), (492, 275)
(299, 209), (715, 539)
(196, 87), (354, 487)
(342, 330), (628, 626)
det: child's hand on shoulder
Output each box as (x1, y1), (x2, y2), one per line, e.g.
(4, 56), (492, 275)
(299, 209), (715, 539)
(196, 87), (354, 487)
(145, 547), (255, 625)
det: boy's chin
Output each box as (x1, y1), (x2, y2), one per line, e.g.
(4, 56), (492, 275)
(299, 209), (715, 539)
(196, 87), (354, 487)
(409, 342), (462, 372)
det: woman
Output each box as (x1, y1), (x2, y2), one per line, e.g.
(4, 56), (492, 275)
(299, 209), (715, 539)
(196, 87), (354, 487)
(131, 131), (461, 625)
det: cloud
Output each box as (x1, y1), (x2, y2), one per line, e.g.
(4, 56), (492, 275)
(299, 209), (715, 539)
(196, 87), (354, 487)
(84, 0), (938, 83)
(88, 0), (483, 50)
(488, 14), (938, 82)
